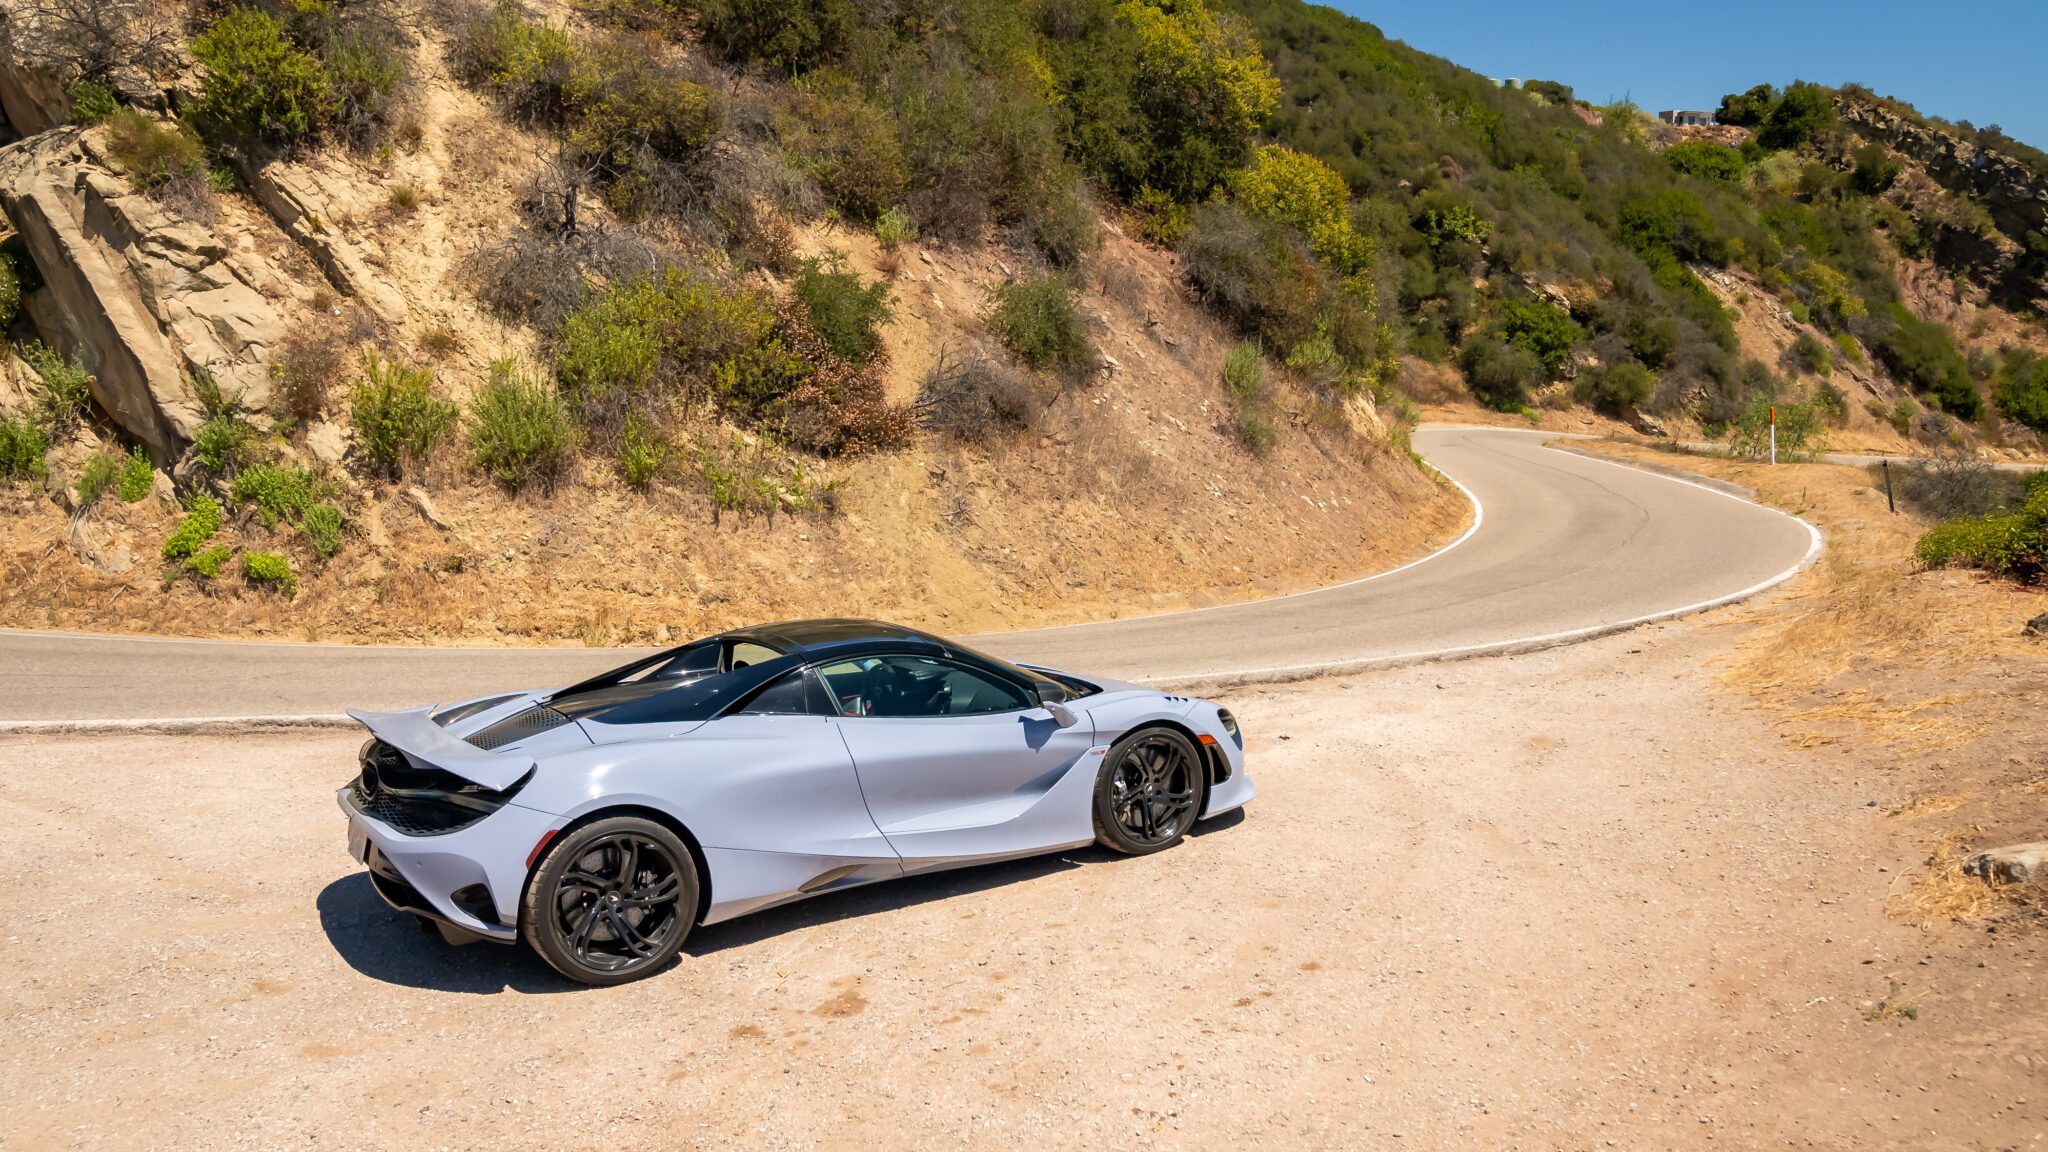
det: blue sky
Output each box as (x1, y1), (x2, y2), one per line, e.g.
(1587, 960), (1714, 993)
(1333, 1), (2047, 149)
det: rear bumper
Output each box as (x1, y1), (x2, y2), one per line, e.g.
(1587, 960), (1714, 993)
(339, 787), (560, 943)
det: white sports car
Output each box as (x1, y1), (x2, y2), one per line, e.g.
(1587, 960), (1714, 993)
(339, 619), (1253, 984)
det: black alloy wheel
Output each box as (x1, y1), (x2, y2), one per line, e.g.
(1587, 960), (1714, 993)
(523, 816), (697, 985)
(1093, 728), (1204, 855)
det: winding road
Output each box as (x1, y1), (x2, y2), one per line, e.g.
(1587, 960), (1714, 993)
(0, 427), (1819, 724)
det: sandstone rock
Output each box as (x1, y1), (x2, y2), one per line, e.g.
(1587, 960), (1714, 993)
(406, 485), (452, 531)
(0, 128), (295, 459)
(1627, 408), (1670, 438)
(65, 514), (133, 574)
(1964, 842), (2048, 888)
(2024, 611), (2048, 639)
(0, 53), (70, 136)
(241, 156), (408, 323)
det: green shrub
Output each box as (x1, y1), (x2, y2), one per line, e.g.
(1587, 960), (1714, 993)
(556, 271), (777, 431)
(301, 502), (344, 560)
(1994, 354), (2048, 433)
(230, 463), (322, 527)
(875, 206), (917, 249)
(191, 414), (253, 474)
(1871, 306), (1980, 419)
(565, 34), (721, 203)
(68, 80), (118, 125)
(456, 0), (578, 122)
(106, 109), (207, 188)
(467, 360), (580, 490)
(1915, 487), (2046, 581)
(1235, 408), (1276, 456)
(1663, 140), (1745, 183)
(1790, 332), (1832, 376)
(792, 258), (890, 364)
(618, 414), (667, 488)
(73, 452), (121, 506)
(1222, 341), (1263, 401)
(1730, 394), (1825, 460)
(1851, 143), (1901, 195)
(23, 343), (93, 429)
(242, 550), (298, 595)
(115, 447), (153, 502)
(988, 274), (1094, 373)
(192, 7), (333, 144)
(1499, 297), (1584, 375)
(0, 254), (18, 333)
(162, 494), (224, 559)
(1459, 332), (1544, 410)
(184, 545), (234, 579)
(696, 0), (856, 73)
(322, 26), (409, 146)
(1592, 361), (1656, 410)
(0, 415), (48, 481)
(775, 74), (906, 224)
(349, 350), (457, 479)
(1227, 145), (1371, 284)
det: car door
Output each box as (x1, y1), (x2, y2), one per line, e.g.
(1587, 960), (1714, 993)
(820, 653), (1098, 867)
(663, 667), (903, 914)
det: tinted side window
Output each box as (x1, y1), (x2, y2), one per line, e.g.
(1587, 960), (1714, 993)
(739, 669), (816, 715)
(822, 655), (1034, 718)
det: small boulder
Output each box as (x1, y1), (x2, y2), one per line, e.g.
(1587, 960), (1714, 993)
(2024, 611), (2048, 639)
(1964, 843), (2048, 888)
(1626, 407), (1670, 438)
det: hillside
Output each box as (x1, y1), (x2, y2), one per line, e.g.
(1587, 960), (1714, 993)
(0, 0), (2042, 641)
(0, 0), (1463, 642)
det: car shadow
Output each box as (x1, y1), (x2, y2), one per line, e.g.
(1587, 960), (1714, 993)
(685, 808), (1250, 957)
(317, 874), (588, 994)
(322, 807), (1252, 987)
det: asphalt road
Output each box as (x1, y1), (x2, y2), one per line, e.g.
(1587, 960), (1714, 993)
(0, 428), (1819, 723)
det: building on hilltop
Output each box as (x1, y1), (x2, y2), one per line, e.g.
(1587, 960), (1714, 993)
(1658, 110), (1717, 127)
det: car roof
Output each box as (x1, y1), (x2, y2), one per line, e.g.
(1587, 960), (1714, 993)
(723, 618), (949, 657)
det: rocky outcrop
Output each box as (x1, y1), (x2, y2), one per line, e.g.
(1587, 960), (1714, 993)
(0, 127), (295, 460)
(1838, 95), (2048, 240)
(0, 50), (68, 135)
(241, 154), (407, 323)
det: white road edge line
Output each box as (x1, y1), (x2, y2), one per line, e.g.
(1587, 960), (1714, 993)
(0, 715), (358, 735)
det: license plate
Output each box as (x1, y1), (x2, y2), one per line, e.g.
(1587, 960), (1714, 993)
(347, 819), (370, 863)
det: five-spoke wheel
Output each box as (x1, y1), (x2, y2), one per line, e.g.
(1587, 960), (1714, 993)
(523, 816), (698, 985)
(1093, 728), (1205, 854)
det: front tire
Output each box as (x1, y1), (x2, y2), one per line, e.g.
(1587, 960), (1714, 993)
(1093, 728), (1205, 854)
(522, 815), (698, 986)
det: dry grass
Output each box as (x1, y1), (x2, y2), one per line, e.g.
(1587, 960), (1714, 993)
(1570, 438), (2048, 934)
(1885, 831), (2017, 928)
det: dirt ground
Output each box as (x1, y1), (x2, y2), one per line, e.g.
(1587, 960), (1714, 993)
(3, 622), (2042, 1151)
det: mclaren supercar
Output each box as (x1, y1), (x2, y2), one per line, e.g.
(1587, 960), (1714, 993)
(338, 619), (1252, 984)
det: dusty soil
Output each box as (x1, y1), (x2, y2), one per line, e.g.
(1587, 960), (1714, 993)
(3, 623), (2042, 1150)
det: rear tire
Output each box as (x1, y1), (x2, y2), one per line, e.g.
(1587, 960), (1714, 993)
(522, 815), (698, 986)
(1092, 728), (1205, 855)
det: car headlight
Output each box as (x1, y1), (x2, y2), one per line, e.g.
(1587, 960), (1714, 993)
(1216, 707), (1241, 748)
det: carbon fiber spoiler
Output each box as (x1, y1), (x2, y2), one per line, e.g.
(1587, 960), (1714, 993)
(347, 705), (537, 791)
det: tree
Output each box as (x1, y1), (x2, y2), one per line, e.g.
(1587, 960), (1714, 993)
(1116, 0), (1279, 199)
(1716, 84), (1777, 128)
(1758, 81), (1835, 151)
(1227, 145), (1370, 283)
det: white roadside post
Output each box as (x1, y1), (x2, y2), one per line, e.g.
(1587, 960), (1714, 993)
(1769, 404), (1777, 465)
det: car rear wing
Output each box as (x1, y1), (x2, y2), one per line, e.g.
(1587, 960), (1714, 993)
(347, 706), (537, 791)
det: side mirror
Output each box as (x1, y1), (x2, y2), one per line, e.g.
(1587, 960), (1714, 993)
(1034, 681), (1078, 729)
